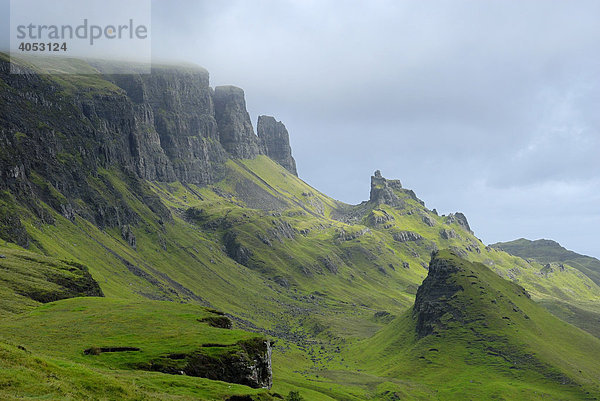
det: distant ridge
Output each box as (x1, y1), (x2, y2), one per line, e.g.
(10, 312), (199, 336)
(492, 238), (600, 286)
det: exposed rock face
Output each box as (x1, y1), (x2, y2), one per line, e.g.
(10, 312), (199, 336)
(369, 170), (403, 207)
(447, 212), (472, 233)
(392, 230), (423, 243)
(223, 230), (253, 266)
(106, 67), (228, 185)
(121, 225), (137, 249)
(214, 86), (261, 159)
(440, 228), (458, 240)
(367, 209), (395, 226)
(413, 252), (464, 338)
(421, 214), (436, 227)
(186, 339), (272, 389)
(257, 115), (297, 176)
(0, 58), (300, 247)
(146, 339), (273, 389)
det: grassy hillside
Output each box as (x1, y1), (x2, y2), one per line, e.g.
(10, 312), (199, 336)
(2, 157), (599, 399)
(0, 244), (102, 316)
(1, 60), (600, 399)
(0, 298), (275, 400)
(352, 250), (600, 400)
(492, 238), (600, 286)
(492, 238), (600, 339)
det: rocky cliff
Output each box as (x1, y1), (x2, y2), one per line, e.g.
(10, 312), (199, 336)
(0, 55), (298, 243)
(369, 170), (403, 206)
(257, 115), (297, 176)
(104, 66), (228, 185)
(413, 251), (464, 337)
(214, 85), (262, 159)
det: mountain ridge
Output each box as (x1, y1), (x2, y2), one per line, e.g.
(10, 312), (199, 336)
(1, 55), (600, 400)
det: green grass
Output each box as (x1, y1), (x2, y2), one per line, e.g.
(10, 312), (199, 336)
(3, 156), (600, 399)
(351, 251), (600, 400)
(0, 340), (274, 401)
(0, 298), (275, 400)
(0, 245), (102, 316)
(1, 62), (600, 401)
(0, 298), (261, 369)
(492, 238), (600, 287)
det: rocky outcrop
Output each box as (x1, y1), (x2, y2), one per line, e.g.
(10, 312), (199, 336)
(257, 116), (297, 175)
(413, 252), (464, 337)
(367, 209), (395, 226)
(223, 230), (253, 266)
(421, 214), (436, 227)
(106, 66), (228, 185)
(446, 212), (472, 233)
(369, 170), (403, 207)
(0, 57), (301, 248)
(440, 228), (458, 240)
(392, 230), (423, 243)
(143, 338), (273, 389)
(214, 86), (261, 159)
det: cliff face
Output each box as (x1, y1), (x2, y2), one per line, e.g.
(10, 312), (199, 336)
(105, 67), (228, 185)
(0, 56), (297, 240)
(257, 115), (297, 176)
(214, 85), (262, 159)
(145, 338), (273, 389)
(413, 252), (464, 338)
(369, 170), (403, 207)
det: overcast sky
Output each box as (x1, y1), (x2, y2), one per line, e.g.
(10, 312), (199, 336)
(1, 1), (599, 257)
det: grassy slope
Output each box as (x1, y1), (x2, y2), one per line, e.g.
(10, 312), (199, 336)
(2, 156), (600, 399)
(0, 298), (274, 401)
(492, 238), (600, 338)
(492, 238), (600, 287)
(0, 244), (102, 316)
(1, 61), (599, 399)
(352, 251), (600, 400)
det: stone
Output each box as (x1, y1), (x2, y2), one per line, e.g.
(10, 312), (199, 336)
(392, 230), (423, 243)
(223, 230), (253, 266)
(214, 86), (261, 159)
(257, 115), (298, 176)
(148, 339), (273, 389)
(367, 209), (395, 226)
(369, 170), (404, 207)
(319, 255), (339, 274)
(440, 228), (458, 240)
(422, 215), (436, 227)
(413, 252), (464, 338)
(121, 225), (137, 249)
(446, 212), (473, 233)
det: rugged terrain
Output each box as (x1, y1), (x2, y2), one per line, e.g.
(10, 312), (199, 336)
(0, 54), (599, 400)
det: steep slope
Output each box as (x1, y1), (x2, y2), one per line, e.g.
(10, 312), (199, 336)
(2, 54), (600, 399)
(353, 250), (600, 400)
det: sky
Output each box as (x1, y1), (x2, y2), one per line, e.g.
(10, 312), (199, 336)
(1, 1), (599, 257)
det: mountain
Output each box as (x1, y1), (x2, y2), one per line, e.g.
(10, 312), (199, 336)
(354, 250), (600, 400)
(1, 54), (600, 400)
(492, 238), (600, 339)
(492, 239), (600, 286)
